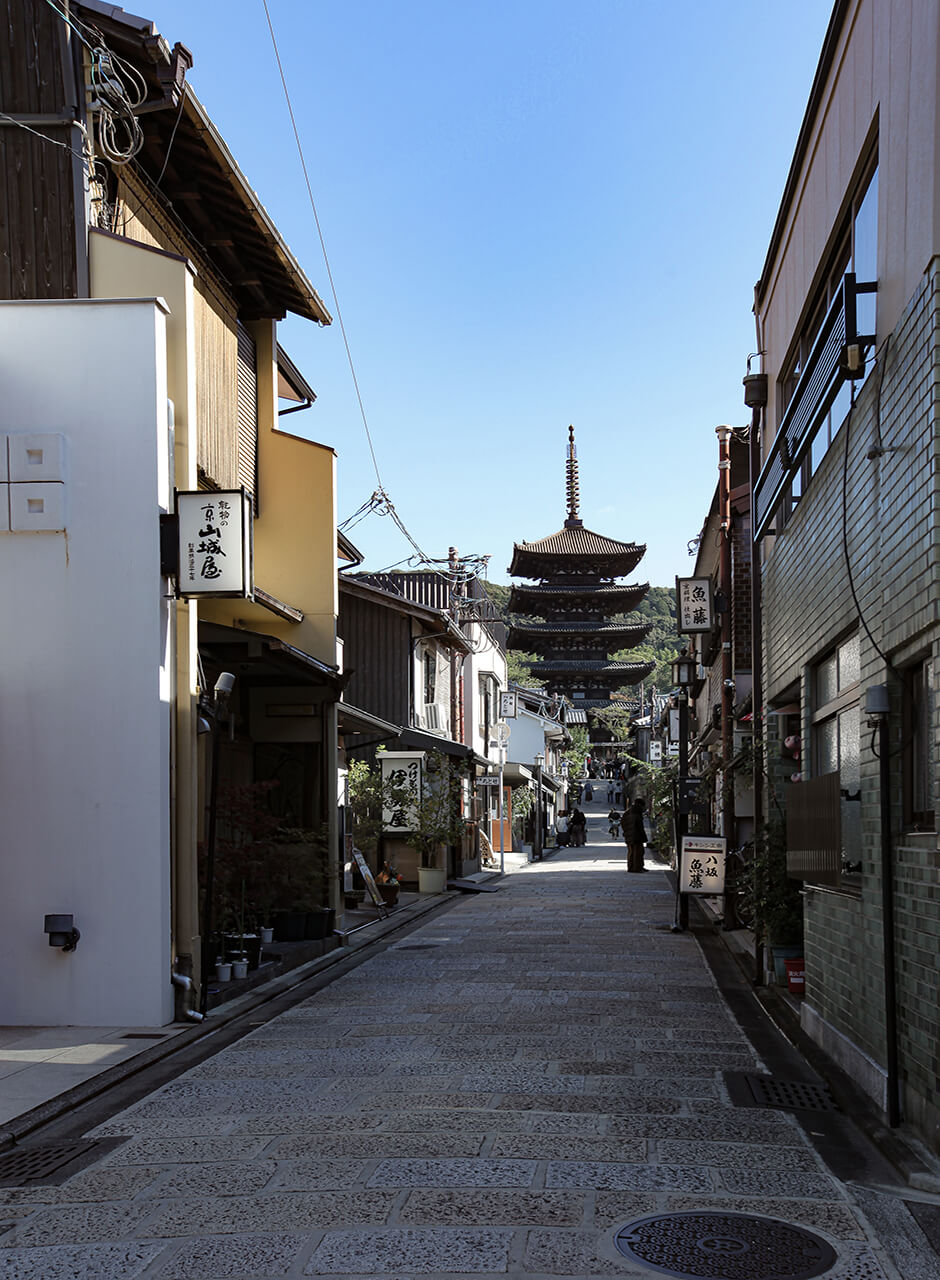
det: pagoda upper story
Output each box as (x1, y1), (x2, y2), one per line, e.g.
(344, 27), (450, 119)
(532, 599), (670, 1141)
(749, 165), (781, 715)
(508, 426), (654, 712)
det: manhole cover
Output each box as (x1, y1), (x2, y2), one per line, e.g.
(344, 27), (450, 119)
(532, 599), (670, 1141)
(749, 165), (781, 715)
(614, 1213), (837, 1280)
(725, 1071), (839, 1113)
(0, 1143), (98, 1187)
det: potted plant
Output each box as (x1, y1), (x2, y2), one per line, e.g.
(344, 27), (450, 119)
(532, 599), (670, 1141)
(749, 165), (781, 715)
(410, 752), (464, 893)
(270, 825), (335, 940)
(375, 860), (403, 906)
(741, 820), (804, 983)
(346, 756), (414, 890)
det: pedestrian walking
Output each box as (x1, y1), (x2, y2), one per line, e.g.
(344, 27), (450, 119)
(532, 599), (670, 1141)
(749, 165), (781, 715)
(583, 781), (593, 803)
(606, 779), (615, 803)
(620, 797), (647, 872)
(556, 811), (570, 847)
(607, 808), (621, 839)
(569, 806), (586, 846)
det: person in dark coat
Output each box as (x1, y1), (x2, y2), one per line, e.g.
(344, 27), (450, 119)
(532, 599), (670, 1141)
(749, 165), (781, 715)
(569, 807), (587, 846)
(620, 797), (647, 872)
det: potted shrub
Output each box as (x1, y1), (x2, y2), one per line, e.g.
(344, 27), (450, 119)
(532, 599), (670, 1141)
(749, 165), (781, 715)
(410, 752), (464, 893)
(742, 820), (804, 982)
(270, 825), (335, 940)
(375, 860), (403, 906)
(346, 756), (414, 889)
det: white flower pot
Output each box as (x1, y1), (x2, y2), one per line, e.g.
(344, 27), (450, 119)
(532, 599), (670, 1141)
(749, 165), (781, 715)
(418, 866), (447, 894)
(231, 959), (249, 980)
(260, 927), (274, 944)
(215, 962), (232, 982)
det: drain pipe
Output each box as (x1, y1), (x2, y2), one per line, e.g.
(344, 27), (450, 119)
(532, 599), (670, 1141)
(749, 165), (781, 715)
(868, 684), (900, 1127)
(743, 357), (767, 986)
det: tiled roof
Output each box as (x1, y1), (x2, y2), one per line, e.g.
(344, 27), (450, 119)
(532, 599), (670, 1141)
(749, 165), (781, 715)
(532, 660), (655, 675)
(512, 526), (644, 558)
(509, 581), (650, 602)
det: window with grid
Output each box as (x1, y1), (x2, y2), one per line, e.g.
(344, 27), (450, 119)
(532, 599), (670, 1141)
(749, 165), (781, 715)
(777, 161), (878, 529)
(904, 658), (935, 832)
(811, 633), (861, 885)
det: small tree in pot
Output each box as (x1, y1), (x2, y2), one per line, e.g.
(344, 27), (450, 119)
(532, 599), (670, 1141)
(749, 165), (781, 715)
(410, 752), (465, 892)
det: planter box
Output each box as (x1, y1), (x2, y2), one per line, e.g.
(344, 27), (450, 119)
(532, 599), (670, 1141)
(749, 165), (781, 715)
(418, 866), (447, 894)
(305, 908), (336, 940)
(272, 911), (307, 942)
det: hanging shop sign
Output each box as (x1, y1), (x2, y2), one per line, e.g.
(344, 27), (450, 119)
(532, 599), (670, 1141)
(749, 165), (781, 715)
(676, 576), (714, 634)
(380, 751), (423, 832)
(477, 775), (500, 787)
(679, 835), (727, 894)
(176, 489), (252, 598)
(499, 691), (518, 719)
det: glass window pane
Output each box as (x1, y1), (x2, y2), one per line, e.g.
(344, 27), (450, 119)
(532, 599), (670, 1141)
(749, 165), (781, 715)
(838, 634), (860, 689)
(854, 167), (878, 336)
(817, 653), (838, 706)
(810, 420), (829, 473)
(831, 380), (852, 436)
(816, 717), (838, 775)
(839, 704), (860, 786)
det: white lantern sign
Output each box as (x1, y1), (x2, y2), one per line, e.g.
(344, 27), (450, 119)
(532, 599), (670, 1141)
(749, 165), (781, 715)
(177, 489), (252, 598)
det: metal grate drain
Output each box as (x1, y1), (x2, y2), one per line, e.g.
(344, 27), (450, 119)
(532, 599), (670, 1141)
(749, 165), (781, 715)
(0, 1142), (100, 1187)
(725, 1071), (839, 1113)
(121, 1032), (167, 1040)
(613, 1212), (838, 1279)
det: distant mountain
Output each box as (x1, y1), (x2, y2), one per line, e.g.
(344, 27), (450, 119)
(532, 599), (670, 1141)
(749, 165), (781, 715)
(482, 581), (680, 692)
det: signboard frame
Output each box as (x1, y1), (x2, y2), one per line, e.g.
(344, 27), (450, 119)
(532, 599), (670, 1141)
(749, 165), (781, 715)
(176, 488), (253, 599)
(676, 576), (715, 635)
(679, 835), (727, 894)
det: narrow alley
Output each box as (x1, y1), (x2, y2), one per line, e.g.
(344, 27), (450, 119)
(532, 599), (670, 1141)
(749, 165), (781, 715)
(0, 803), (937, 1280)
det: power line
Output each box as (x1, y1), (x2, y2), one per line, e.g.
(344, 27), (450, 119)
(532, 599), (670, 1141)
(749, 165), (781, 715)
(260, 0), (384, 492)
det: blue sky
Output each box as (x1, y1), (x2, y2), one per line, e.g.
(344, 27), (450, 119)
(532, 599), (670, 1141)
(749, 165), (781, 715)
(136, 1), (833, 586)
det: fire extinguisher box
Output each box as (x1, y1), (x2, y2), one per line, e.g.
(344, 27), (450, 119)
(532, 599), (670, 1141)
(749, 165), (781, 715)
(783, 957), (805, 996)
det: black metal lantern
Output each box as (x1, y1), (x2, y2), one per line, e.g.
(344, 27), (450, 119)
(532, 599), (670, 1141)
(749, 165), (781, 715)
(671, 653), (696, 689)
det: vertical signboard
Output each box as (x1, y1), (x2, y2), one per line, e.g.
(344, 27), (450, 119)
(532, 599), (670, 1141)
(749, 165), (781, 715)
(380, 752), (423, 832)
(676, 577), (714, 634)
(679, 835), (727, 894)
(177, 489), (252, 598)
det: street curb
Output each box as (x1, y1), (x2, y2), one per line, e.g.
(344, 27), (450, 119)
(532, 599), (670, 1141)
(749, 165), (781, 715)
(0, 890), (456, 1151)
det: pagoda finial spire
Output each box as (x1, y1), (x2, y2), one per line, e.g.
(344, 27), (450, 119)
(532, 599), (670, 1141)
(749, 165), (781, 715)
(565, 424), (582, 527)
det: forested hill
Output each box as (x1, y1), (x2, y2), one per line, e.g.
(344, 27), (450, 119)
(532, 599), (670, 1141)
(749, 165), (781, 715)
(482, 582), (680, 691)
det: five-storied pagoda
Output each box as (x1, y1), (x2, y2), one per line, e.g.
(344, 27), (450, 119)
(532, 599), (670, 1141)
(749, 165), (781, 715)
(507, 427), (654, 736)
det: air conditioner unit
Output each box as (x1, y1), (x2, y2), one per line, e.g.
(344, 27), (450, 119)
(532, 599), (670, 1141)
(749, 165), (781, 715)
(423, 703), (443, 732)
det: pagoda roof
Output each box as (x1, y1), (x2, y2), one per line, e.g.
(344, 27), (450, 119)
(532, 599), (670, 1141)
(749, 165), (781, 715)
(531, 659), (655, 679)
(508, 580), (650, 613)
(508, 620), (652, 647)
(509, 526), (645, 577)
(571, 697), (639, 711)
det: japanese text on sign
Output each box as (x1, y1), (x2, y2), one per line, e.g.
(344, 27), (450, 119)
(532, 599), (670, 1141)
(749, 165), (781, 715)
(177, 489), (252, 598)
(679, 836), (727, 894)
(676, 576), (714, 634)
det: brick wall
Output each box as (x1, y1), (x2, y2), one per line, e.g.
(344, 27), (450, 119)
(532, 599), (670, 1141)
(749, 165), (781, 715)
(761, 257), (940, 1143)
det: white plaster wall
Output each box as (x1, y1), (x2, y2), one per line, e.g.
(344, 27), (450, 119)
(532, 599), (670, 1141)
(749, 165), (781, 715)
(463, 626), (507, 759)
(510, 710), (548, 765)
(0, 299), (174, 1026)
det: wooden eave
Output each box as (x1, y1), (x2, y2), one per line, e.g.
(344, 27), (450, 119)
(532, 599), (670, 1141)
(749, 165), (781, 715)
(75, 0), (331, 324)
(338, 576), (471, 653)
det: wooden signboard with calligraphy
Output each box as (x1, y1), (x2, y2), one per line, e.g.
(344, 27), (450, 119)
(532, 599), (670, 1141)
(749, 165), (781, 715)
(679, 835), (727, 894)
(353, 850), (387, 912)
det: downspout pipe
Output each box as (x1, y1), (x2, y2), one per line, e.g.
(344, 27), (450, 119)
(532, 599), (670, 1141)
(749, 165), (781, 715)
(716, 426), (735, 847)
(743, 356), (767, 985)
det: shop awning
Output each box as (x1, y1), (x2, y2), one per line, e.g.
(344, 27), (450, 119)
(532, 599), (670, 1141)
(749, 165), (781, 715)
(397, 728), (474, 759)
(337, 703), (400, 738)
(503, 761), (533, 785)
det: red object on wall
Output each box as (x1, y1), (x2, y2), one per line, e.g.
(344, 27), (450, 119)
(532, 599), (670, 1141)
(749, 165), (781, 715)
(784, 957), (805, 995)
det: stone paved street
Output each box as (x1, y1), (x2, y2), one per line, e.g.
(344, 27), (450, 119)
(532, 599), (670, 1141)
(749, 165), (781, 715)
(0, 810), (937, 1279)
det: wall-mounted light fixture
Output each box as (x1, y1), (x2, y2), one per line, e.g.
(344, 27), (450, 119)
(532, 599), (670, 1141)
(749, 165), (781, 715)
(44, 914), (80, 951)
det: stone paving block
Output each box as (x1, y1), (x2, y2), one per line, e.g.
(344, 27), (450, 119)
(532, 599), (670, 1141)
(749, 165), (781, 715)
(152, 1230), (307, 1278)
(489, 1134), (646, 1162)
(303, 1227), (514, 1274)
(87, 1115), (241, 1138)
(382, 1109), (532, 1133)
(655, 1139), (821, 1170)
(499, 1092), (681, 1115)
(233, 1113), (384, 1135)
(591, 1191), (660, 1228)
(102, 1136), (271, 1165)
(272, 1132), (486, 1159)
(146, 1190), (396, 1237)
(522, 1111), (607, 1134)
(2, 1200), (156, 1246)
(271, 1158), (368, 1190)
(587, 1077), (720, 1098)
(145, 1160), (279, 1198)
(398, 1188), (585, 1226)
(718, 1167), (842, 1198)
(379, 1092), (495, 1110)
(523, 1227), (646, 1275)
(0, 1240), (167, 1279)
(368, 1158), (538, 1188)
(818, 1245), (893, 1278)
(665, 1194), (867, 1240)
(607, 1111), (800, 1142)
(469, 1071), (583, 1093)
(0, 1165), (164, 1205)
(545, 1160), (714, 1192)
